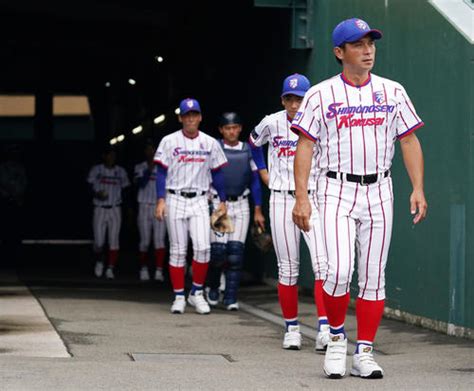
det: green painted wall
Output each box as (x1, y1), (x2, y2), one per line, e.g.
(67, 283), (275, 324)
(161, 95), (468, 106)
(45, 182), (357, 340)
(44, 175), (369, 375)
(252, 0), (473, 331)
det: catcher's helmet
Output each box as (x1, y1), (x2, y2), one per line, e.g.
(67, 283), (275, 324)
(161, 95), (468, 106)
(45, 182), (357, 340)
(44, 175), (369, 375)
(218, 112), (242, 127)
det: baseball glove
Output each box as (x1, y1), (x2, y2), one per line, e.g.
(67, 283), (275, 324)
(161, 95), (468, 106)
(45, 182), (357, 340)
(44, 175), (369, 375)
(250, 224), (273, 253)
(210, 208), (234, 233)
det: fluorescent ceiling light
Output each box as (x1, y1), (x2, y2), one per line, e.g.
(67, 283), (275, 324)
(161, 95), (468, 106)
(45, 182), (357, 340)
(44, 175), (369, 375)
(110, 138), (117, 145)
(117, 134), (125, 142)
(153, 115), (165, 124)
(174, 108), (180, 115)
(128, 79), (136, 85)
(132, 125), (143, 134)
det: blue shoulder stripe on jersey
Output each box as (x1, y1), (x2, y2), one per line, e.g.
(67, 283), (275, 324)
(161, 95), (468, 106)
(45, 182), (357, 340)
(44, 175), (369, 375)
(290, 124), (319, 142)
(397, 121), (424, 140)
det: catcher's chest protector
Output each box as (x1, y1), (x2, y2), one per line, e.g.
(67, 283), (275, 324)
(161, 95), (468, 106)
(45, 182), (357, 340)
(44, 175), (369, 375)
(219, 140), (252, 197)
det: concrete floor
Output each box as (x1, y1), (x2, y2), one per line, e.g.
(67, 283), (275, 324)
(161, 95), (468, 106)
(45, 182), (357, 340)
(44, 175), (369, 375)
(0, 265), (473, 390)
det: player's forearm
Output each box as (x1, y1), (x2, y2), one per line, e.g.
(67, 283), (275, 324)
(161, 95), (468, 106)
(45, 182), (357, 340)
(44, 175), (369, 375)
(294, 135), (314, 199)
(400, 133), (424, 191)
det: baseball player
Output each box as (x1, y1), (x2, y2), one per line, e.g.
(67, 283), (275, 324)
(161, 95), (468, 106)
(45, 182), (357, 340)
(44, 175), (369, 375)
(249, 74), (329, 351)
(206, 112), (265, 311)
(134, 141), (167, 282)
(154, 98), (228, 315)
(87, 147), (130, 280)
(292, 18), (427, 379)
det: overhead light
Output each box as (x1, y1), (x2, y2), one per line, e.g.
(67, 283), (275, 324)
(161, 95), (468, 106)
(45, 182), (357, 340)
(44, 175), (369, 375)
(155, 56), (164, 63)
(105, 82), (111, 87)
(174, 107), (180, 115)
(117, 134), (125, 142)
(132, 125), (143, 134)
(128, 79), (136, 85)
(110, 138), (117, 145)
(153, 114), (165, 124)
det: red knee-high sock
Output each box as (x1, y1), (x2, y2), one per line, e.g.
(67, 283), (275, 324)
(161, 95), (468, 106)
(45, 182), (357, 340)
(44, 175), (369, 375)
(323, 289), (350, 328)
(314, 280), (327, 318)
(278, 283), (298, 321)
(169, 265), (185, 292)
(108, 250), (119, 267)
(155, 248), (166, 269)
(191, 260), (209, 286)
(356, 298), (385, 342)
(139, 251), (147, 266)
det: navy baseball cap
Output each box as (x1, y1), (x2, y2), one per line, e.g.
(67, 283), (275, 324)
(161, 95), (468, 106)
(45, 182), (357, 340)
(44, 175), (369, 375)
(219, 112), (242, 127)
(332, 18), (382, 47)
(281, 74), (311, 97)
(179, 98), (201, 115)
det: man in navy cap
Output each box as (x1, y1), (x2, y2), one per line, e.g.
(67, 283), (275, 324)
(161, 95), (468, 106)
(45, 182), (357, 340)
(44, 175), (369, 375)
(292, 18), (427, 379)
(249, 74), (329, 352)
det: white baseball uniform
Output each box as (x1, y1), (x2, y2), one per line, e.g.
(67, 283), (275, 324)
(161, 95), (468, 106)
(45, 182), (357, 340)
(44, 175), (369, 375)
(154, 130), (227, 267)
(134, 162), (167, 252)
(291, 72), (424, 300)
(250, 110), (327, 284)
(87, 164), (130, 251)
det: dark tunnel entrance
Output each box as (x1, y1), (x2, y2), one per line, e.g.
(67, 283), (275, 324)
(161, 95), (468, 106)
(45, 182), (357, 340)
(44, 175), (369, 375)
(0, 1), (308, 278)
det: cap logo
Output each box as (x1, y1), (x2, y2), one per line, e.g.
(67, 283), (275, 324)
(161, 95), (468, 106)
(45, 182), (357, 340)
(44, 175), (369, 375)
(186, 100), (194, 108)
(356, 19), (369, 30)
(289, 78), (298, 89)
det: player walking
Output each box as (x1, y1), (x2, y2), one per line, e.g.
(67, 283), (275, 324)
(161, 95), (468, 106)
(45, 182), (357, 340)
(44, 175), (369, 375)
(134, 141), (167, 282)
(154, 98), (228, 315)
(206, 112), (265, 311)
(249, 74), (329, 351)
(87, 147), (130, 280)
(292, 18), (427, 379)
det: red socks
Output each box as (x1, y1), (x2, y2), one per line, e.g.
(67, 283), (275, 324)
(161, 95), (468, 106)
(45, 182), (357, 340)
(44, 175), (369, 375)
(356, 298), (385, 342)
(139, 251), (147, 266)
(169, 265), (185, 292)
(108, 250), (118, 267)
(322, 290), (350, 327)
(155, 248), (166, 268)
(191, 260), (209, 286)
(314, 280), (327, 318)
(278, 283), (298, 320)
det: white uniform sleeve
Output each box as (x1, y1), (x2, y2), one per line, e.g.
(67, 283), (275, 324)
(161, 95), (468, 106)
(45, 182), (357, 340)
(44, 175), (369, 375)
(249, 115), (271, 147)
(290, 89), (321, 142)
(120, 167), (130, 188)
(395, 85), (424, 139)
(87, 165), (98, 185)
(154, 138), (170, 168)
(210, 139), (228, 170)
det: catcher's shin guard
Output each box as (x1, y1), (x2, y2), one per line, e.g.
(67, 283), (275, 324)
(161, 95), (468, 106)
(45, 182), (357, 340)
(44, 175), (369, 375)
(208, 243), (227, 289)
(224, 241), (244, 304)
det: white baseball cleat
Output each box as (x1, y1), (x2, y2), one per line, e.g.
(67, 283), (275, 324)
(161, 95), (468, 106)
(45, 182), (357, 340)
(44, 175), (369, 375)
(187, 290), (211, 314)
(323, 334), (347, 378)
(154, 268), (164, 282)
(171, 295), (186, 314)
(351, 344), (384, 379)
(315, 324), (330, 352)
(282, 325), (302, 350)
(105, 267), (115, 280)
(226, 302), (239, 311)
(94, 261), (104, 278)
(139, 266), (150, 281)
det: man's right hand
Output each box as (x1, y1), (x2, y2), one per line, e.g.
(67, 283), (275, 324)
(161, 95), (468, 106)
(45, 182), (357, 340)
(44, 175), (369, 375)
(155, 198), (166, 221)
(292, 195), (312, 232)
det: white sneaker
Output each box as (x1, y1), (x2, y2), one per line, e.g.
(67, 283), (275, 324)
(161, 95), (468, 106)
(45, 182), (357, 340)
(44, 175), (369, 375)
(226, 302), (239, 311)
(139, 266), (150, 281)
(94, 261), (104, 278)
(154, 268), (164, 282)
(105, 267), (115, 280)
(351, 344), (384, 379)
(187, 290), (211, 314)
(324, 334), (347, 378)
(315, 324), (330, 352)
(171, 295), (186, 314)
(282, 325), (302, 350)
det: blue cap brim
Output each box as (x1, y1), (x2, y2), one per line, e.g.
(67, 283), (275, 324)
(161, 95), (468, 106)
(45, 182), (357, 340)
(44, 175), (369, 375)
(281, 90), (307, 98)
(340, 29), (383, 46)
(180, 109), (201, 115)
